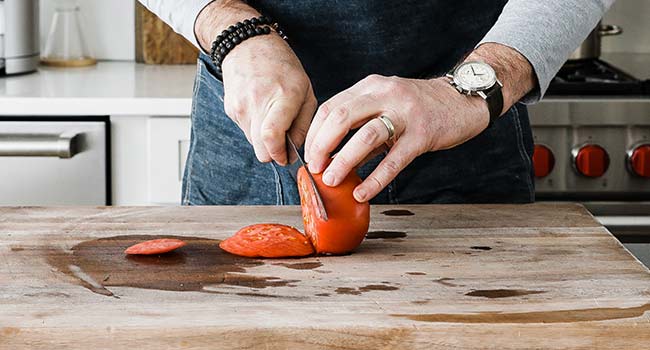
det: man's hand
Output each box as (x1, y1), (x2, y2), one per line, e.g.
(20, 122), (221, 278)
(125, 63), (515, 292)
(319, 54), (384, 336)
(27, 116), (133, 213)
(304, 43), (535, 202)
(195, 1), (316, 165)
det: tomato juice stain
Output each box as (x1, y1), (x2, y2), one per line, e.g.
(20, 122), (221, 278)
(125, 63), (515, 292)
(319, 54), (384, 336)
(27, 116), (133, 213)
(381, 209), (415, 216)
(44, 235), (298, 297)
(465, 289), (546, 298)
(366, 231), (407, 239)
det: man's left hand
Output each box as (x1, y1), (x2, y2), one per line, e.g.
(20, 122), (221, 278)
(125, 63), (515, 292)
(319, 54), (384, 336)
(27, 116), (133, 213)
(304, 75), (491, 203)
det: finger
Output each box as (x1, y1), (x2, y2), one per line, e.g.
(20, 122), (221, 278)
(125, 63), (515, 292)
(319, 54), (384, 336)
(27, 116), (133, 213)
(260, 97), (303, 166)
(309, 93), (396, 174)
(321, 117), (391, 187)
(353, 141), (418, 202)
(287, 92), (317, 164)
(249, 115), (272, 163)
(305, 77), (375, 162)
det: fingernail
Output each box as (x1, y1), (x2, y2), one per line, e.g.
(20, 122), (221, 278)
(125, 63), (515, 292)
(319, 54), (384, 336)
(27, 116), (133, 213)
(308, 162), (320, 174)
(322, 171), (336, 186)
(354, 188), (367, 202)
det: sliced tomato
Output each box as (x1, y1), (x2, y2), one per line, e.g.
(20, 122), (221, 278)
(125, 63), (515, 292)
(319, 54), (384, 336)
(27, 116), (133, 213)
(124, 238), (187, 255)
(219, 223), (315, 258)
(298, 165), (370, 255)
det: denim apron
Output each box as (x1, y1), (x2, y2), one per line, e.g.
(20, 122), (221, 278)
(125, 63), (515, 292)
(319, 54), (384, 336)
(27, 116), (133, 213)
(182, 0), (535, 205)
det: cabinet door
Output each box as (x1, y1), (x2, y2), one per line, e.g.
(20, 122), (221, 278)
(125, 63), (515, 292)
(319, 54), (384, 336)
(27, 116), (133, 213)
(148, 117), (191, 204)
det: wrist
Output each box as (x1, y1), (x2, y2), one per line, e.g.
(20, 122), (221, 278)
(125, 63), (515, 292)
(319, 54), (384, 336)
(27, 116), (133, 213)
(194, 1), (261, 52)
(465, 42), (535, 115)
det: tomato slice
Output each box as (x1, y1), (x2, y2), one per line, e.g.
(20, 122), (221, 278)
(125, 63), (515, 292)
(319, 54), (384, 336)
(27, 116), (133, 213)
(219, 223), (315, 258)
(124, 238), (187, 255)
(298, 165), (370, 255)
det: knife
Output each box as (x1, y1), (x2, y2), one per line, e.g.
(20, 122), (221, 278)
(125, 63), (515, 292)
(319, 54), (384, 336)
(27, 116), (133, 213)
(286, 135), (329, 221)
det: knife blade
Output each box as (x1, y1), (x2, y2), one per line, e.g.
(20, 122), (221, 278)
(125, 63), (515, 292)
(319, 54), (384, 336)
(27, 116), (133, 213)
(286, 135), (329, 221)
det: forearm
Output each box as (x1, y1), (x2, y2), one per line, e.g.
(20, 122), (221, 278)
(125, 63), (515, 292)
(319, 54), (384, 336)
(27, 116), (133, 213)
(465, 43), (535, 115)
(194, 1), (261, 53)
(477, 0), (615, 103)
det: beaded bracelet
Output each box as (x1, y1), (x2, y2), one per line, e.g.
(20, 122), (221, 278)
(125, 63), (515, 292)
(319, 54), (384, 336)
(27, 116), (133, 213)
(209, 15), (287, 79)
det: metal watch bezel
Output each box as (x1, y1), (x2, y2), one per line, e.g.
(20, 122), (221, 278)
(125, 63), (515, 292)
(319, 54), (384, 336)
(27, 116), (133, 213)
(448, 61), (498, 94)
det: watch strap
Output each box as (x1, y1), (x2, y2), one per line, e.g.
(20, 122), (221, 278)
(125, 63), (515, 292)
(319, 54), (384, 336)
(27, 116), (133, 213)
(484, 81), (503, 127)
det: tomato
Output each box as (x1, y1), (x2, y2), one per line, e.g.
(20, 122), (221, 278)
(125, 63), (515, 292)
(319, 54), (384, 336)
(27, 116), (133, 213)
(219, 223), (315, 258)
(124, 238), (187, 255)
(297, 165), (370, 255)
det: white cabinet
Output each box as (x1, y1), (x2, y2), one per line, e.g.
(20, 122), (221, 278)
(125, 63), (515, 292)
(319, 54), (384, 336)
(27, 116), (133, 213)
(111, 115), (191, 205)
(147, 117), (191, 204)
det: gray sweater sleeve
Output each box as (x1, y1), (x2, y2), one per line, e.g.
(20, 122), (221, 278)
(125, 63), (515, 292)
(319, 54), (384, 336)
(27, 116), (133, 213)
(479, 0), (616, 103)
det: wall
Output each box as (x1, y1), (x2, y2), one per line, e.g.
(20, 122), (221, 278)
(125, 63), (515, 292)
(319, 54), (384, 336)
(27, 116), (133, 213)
(38, 0), (648, 61)
(40, 0), (135, 60)
(602, 0), (650, 54)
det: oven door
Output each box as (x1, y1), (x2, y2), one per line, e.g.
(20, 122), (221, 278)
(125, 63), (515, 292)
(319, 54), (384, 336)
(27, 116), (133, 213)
(587, 202), (650, 269)
(0, 118), (109, 205)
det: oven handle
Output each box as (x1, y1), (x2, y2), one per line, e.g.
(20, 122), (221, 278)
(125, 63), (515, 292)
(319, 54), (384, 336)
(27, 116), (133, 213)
(596, 216), (650, 236)
(0, 133), (81, 159)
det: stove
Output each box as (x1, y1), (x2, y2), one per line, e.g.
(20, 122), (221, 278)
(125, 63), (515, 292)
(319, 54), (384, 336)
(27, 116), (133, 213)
(528, 56), (650, 267)
(546, 59), (649, 96)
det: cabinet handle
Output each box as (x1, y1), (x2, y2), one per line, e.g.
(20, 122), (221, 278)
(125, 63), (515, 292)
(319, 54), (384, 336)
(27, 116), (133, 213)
(0, 133), (81, 158)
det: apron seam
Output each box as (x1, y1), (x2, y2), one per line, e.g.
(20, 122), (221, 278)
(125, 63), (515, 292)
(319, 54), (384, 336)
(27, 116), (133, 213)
(182, 59), (203, 205)
(511, 105), (535, 201)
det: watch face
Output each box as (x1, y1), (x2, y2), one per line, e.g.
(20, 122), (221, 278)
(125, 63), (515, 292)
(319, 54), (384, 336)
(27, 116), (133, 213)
(453, 61), (497, 92)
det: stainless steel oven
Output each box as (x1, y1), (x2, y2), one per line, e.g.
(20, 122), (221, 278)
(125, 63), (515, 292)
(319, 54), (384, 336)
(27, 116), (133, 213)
(0, 117), (109, 205)
(529, 100), (650, 268)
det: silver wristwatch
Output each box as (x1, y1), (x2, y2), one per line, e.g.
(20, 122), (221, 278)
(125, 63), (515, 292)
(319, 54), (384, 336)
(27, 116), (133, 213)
(446, 61), (504, 126)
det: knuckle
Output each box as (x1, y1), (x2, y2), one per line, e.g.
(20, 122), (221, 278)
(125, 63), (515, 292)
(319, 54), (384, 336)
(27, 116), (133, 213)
(316, 103), (331, 119)
(382, 158), (402, 175)
(358, 124), (381, 146)
(330, 106), (349, 125)
(364, 74), (385, 84)
(260, 126), (281, 144)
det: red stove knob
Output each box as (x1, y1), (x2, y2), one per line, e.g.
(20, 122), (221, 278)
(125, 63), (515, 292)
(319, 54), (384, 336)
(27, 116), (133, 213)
(573, 144), (609, 177)
(532, 144), (554, 178)
(628, 144), (650, 178)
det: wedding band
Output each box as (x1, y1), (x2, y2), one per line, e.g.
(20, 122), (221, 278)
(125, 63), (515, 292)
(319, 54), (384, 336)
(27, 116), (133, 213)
(377, 115), (395, 141)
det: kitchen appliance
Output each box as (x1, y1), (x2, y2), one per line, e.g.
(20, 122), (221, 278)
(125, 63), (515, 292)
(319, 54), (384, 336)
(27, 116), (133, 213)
(568, 21), (622, 61)
(0, 117), (109, 205)
(529, 56), (650, 267)
(41, 0), (95, 67)
(0, 0), (39, 76)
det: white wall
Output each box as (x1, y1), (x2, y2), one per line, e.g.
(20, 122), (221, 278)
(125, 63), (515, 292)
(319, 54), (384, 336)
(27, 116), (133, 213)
(602, 1), (650, 54)
(40, 0), (135, 60)
(37, 0), (648, 61)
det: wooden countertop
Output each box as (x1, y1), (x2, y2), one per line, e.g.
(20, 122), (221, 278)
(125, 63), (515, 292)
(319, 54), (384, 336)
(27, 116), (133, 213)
(1, 204), (649, 349)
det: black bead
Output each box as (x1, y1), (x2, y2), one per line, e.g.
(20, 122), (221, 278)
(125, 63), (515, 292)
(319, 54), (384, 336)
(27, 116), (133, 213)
(239, 32), (247, 40)
(262, 26), (271, 34)
(251, 17), (259, 25)
(243, 19), (251, 26)
(219, 47), (227, 55)
(216, 35), (223, 42)
(225, 42), (233, 50)
(232, 36), (241, 44)
(255, 27), (264, 35)
(215, 54), (223, 62)
(221, 29), (229, 37)
(235, 22), (244, 29)
(261, 16), (271, 24)
(246, 28), (255, 36)
(228, 25), (236, 33)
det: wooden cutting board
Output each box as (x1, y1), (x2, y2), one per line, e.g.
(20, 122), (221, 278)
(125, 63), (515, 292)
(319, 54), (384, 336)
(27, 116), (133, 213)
(135, 2), (199, 64)
(1, 204), (649, 349)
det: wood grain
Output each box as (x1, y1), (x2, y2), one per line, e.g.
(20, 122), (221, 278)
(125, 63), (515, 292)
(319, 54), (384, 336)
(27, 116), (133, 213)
(135, 3), (198, 65)
(1, 203), (649, 349)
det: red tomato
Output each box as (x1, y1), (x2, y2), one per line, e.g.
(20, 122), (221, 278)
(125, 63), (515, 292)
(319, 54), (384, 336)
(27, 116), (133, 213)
(124, 238), (187, 255)
(219, 223), (315, 258)
(298, 165), (370, 255)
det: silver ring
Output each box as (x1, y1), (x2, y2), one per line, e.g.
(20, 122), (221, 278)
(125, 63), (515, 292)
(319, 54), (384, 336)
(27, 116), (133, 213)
(377, 115), (396, 141)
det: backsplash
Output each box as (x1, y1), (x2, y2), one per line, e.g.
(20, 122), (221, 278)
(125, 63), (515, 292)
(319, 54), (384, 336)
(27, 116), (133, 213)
(38, 0), (649, 62)
(40, 0), (135, 60)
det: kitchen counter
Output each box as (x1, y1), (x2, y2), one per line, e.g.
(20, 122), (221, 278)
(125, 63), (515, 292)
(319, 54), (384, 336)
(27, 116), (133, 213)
(2, 204), (649, 349)
(0, 61), (196, 116)
(0, 53), (649, 117)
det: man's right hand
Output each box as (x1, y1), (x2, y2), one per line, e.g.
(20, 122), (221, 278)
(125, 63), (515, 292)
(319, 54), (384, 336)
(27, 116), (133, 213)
(195, 1), (317, 166)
